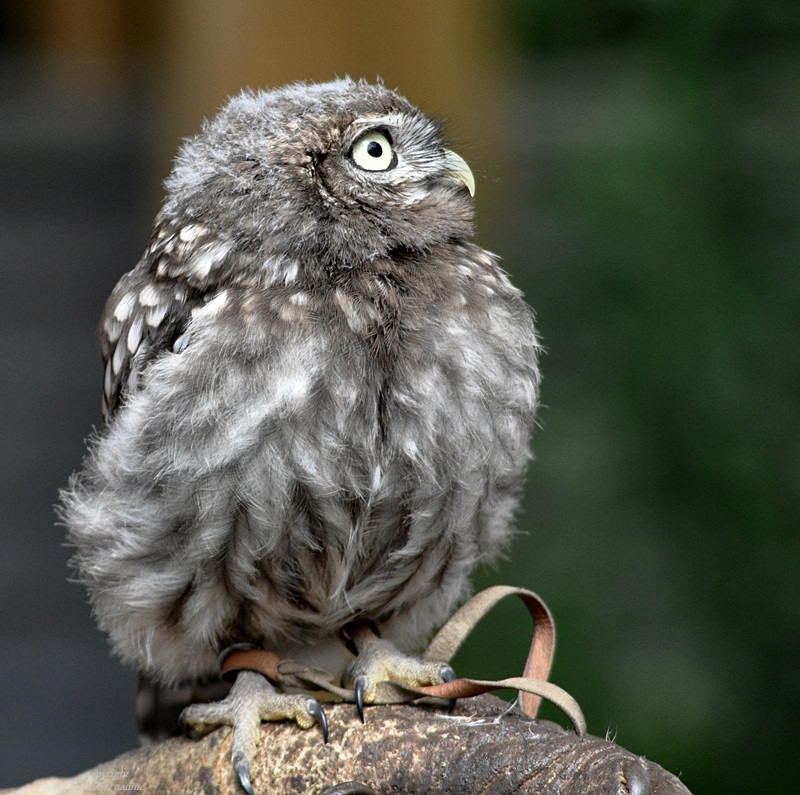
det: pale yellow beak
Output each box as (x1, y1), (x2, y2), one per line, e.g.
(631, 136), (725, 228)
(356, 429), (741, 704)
(443, 149), (476, 197)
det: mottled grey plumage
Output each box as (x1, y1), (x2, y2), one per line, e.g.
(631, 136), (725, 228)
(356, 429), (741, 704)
(60, 78), (540, 759)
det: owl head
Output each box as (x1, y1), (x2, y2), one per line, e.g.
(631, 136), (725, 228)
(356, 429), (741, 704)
(163, 78), (476, 268)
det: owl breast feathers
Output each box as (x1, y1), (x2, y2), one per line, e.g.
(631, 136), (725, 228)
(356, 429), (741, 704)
(61, 78), (541, 685)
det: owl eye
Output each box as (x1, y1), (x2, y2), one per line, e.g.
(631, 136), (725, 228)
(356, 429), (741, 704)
(350, 130), (396, 172)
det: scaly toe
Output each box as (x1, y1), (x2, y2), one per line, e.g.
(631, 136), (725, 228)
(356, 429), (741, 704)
(180, 671), (328, 794)
(344, 636), (457, 721)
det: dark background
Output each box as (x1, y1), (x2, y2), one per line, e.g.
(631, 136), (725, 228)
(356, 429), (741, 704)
(1, 2), (798, 793)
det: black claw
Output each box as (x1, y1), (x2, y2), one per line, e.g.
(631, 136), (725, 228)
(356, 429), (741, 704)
(233, 756), (255, 795)
(354, 674), (368, 723)
(441, 665), (457, 713)
(319, 783), (376, 795)
(307, 699), (329, 743)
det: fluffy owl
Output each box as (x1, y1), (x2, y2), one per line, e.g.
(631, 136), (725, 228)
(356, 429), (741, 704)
(61, 78), (541, 792)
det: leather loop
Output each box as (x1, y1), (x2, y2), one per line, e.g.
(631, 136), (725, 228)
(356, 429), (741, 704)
(221, 648), (282, 684)
(421, 585), (556, 720)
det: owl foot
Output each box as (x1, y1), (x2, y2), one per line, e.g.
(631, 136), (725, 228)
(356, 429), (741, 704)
(180, 670), (328, 795)
(342, 622), (455, 722)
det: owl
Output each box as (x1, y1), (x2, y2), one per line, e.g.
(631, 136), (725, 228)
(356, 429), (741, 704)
(60, 78), (541, 793)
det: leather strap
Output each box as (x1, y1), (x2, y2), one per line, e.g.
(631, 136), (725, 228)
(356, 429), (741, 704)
(221, 647), (282, 684)
(219, 585), (586, 735)
(420, 585), (557, 719)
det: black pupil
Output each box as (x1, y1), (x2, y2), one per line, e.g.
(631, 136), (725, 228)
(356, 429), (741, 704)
(366, 140), (383, 158)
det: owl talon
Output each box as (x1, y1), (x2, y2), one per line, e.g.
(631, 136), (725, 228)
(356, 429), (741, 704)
(354, 675), (369, 723)
(319, 783), (376, 795)
(307, 698), (329, 742)
(440, 664), (458, 713)
(441, 664), (456, 683)
(233, 755), (255, 795)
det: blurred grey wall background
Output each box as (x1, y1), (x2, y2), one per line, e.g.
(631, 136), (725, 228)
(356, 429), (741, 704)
(1, 2), (797, 793)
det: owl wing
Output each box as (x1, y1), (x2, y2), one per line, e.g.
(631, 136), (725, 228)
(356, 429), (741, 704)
(100, 215), (251, 736)
(98, 215), (236, 420)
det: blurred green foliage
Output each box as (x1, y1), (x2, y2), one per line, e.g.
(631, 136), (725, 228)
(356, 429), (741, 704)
(454, 2), (799, 793)
(511, 0), (800, 53)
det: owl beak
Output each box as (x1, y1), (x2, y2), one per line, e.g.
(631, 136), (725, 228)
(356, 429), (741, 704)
(442, 150), (476, 197)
